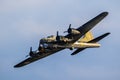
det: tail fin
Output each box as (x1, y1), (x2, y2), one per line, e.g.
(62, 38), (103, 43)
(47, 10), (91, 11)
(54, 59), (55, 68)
(79, 31), (94, 42)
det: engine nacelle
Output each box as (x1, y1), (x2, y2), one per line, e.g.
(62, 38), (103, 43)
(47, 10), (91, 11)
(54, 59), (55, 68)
(69, 47), (74, 50)
(56, 35), (69, 42)
(64, 24), (80, 35)
(29, 47), (35, 57)
(70, 29), (80, 35)
(29, 51), (34, 57)
(56, 31), (69, 43)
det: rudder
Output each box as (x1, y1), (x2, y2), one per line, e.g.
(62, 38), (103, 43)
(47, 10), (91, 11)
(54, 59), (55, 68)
(79, 31), (94, 42)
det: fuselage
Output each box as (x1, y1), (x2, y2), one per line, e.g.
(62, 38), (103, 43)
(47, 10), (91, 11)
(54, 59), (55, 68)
(39, 34), (100, 50)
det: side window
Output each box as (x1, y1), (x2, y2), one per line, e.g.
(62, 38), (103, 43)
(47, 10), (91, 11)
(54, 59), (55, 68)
(43, 43), (48, 48)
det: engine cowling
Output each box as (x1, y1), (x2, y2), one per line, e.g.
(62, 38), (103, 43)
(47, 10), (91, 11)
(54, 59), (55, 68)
(56, 31), (70, 43)
(70, 29), (80, 35)
(69, 47), (74, 50)
(64, 24), (80, 35)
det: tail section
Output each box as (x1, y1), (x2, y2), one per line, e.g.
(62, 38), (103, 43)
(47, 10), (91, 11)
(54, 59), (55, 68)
(88, 32), (110, 43)
(79, 31), (94, 42)
(71, 32), (110, 55)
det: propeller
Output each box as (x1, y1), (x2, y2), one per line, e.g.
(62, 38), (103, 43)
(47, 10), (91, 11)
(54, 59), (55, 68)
(64, 24), (72, 33)
(56, 31), (60, 41)
(30, 47), (32, 52)
(26, 47), (34, 57)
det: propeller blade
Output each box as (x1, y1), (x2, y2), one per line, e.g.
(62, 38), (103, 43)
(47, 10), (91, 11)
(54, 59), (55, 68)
(64, 31), (67, 33)
(57, 31), (59, 36)
(69, 24), (71, 28)
(30, 47), (32, 52)
(56, 31), (60, 41)
(63, 24), (71, 33)
(25, 47), (33, 57)
(25, 55), (29, 57)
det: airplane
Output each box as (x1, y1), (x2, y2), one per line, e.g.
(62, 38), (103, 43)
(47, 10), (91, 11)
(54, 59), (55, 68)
(14, 12), (110, 68)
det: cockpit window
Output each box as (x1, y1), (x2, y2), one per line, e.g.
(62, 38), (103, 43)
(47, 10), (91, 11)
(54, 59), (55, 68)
(47, 35), (54, 38)
(43, 43), (48, 48)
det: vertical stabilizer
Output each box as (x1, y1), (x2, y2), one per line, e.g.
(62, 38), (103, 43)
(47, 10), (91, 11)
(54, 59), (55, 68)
(79, 31), (94, 42)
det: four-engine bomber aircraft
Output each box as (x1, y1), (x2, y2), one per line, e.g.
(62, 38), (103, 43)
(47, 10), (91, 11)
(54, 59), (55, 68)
(14, 12), (110, 68)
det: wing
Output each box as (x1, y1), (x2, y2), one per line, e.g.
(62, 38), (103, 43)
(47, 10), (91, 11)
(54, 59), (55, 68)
(71, 32), (110, 55)
(65, 12), (108, 43)
(14, 48), (64, 68)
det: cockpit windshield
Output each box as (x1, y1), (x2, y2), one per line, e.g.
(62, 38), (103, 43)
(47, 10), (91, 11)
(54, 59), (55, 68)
(40, 43), (49, 49)
(47, 35), (55, 38)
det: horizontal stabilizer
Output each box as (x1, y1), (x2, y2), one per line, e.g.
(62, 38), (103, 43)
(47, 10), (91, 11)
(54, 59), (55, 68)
(71, 48), (85, 55)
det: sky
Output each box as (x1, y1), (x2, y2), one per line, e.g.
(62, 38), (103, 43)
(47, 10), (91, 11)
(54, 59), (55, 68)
(0, 0), (120, 80)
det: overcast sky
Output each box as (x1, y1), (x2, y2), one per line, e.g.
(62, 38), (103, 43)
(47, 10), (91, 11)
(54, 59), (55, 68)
(0, 0), (120, 80)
